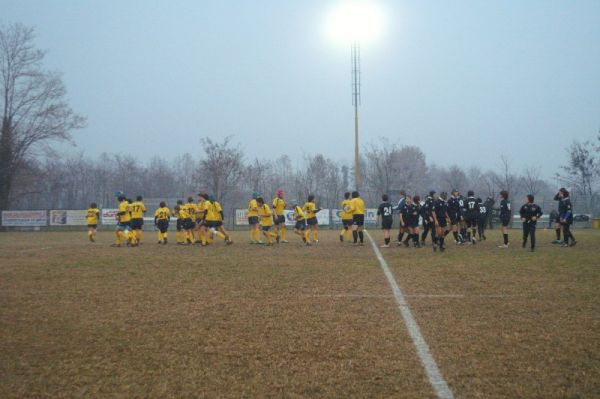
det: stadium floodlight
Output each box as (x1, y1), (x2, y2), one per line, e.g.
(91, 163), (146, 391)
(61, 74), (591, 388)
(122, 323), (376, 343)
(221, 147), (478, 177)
(326, 1), (385, 190)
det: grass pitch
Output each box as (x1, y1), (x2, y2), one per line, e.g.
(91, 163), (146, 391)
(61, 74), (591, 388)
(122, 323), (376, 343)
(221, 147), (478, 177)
(1, 228), (599, 398)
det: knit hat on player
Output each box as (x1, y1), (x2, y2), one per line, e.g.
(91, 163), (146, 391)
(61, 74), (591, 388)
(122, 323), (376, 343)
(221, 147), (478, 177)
(252, 192), (259, 199)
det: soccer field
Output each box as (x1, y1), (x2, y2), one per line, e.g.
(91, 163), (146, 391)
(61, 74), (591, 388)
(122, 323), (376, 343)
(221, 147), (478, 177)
(1, 229), (599, 398)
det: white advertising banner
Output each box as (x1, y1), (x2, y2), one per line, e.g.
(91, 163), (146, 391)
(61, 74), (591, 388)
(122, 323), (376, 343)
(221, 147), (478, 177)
(236, 209), (330, 226)
(331, 208), (378, 224)
(1, 210), (47, 227)
(101, 208), (119, 225)
(49, 210), (88, 226)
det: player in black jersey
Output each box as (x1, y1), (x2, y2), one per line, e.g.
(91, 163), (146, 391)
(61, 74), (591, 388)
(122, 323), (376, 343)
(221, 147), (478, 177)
(400, 195), (421, 248)
(420, 191), (436, 245)
(557, 188), (576, 247)
(476, 198), (487, 241)
(432, 191), (450, 252)
(498, 190), (511, 248)
(520, 195), (543, 252)
(377, 194), (394, 248)
(394, 190), (407, 245)
(464, 190), (478, 245)
(447, 190), (463, 244)
(458, 192), (469, 243)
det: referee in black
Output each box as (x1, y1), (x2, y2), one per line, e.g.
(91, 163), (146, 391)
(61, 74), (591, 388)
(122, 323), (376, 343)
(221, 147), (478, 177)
(519, 194), (543, 252)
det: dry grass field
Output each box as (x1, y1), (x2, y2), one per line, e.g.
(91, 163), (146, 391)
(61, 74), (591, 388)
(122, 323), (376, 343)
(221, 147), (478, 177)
(1, 228), (599, 398)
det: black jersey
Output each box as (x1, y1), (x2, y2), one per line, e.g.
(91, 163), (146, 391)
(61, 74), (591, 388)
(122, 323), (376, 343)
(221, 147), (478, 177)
(465, 196), (478, 219)
(377, 201), (393, 221)
(420, 196), (434, 220)
(559, 197), (573, 221)
(458, 195), (467, 217)
(477, 203), (487, 218)
(402, 203), (419, 224)
(500, 199), (511, 219)
(520, 203), (543, 223)
(432, 198), (448, 219)
(447, 196), (460, 216)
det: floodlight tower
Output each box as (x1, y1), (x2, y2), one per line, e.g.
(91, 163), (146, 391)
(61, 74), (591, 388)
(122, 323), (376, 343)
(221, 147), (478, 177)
(351, 41), (361, 189)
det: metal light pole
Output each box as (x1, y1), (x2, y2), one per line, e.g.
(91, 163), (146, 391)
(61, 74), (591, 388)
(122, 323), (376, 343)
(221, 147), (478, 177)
(351, 40), (361, 190)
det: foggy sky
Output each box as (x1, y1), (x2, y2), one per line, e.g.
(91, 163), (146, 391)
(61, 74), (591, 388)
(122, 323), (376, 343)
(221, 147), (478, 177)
(3, 0), (600, 180)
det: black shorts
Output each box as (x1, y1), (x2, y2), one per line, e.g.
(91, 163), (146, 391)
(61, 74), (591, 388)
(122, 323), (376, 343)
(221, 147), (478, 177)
(176, 219), (184, 231)
(465, 217), (478, 228)
(274, 215), (286, 225)
(205, 220), (222, 228)
(183, 218), (195, 230)
(449, 213), (459, 225)
(307, 217), (318, 226)
(342, 219), (353, 228)
(156, 219), (169, 233)
(248, 216), (259, 225)
(131, 218), (144, 229)
(501, 217), (511, 227)
(295, 220), (306, 230)
(437, 217), (448, 228)
(406, 218), (419, 228)
(87, 224), (97, 229)
(262, 225), (272, 231)
(353, 214), (365, 226)
(381, 218), (393, 230)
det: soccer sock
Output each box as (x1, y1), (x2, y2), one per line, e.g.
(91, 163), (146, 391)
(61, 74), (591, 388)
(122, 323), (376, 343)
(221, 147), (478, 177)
(358, 230), (364, 243)
(313, 231), (318, 241)
(353, 230), (358, 243)
(158, 231), (162, 241)
(444, 230), (450, 237)
(503, 234), (509, 245)
(115, 231), (121, 244)
(304, 231), (310, 242)
(340, 228), (345, 237)
(453, 231), (458, 241)
(216, 231), (226, 240)
(421, 231), (427, 242)
(440, 236), (445, 247)
(555, 228), (561, 240)
(176, 231), (182, 243)
(412, 234), (418, 244)
(281, 227), (287, 240)
(385, 237), (390, 245)
(137, 230), (143, 242)
(398, 232), (404, 242)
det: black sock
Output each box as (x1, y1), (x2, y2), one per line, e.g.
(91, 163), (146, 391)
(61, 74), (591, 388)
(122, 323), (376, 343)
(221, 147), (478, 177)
(444, 230), (450, 237)
(358, 231), (364, 243)
(453, 231), (458, 241)
(440, 236), (444, 247)
(503, 234), (508, 245)
(353, 230), (358, 243)
(555, 228), (561, 240)
(421, 231), (427, 241)
(398, 232), (404, 242)
(413, 234), (419, 244)
(385, 237), (390, 245)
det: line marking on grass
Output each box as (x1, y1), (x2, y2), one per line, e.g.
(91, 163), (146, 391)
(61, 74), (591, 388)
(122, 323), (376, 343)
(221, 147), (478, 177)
(365, 230), (455, 399)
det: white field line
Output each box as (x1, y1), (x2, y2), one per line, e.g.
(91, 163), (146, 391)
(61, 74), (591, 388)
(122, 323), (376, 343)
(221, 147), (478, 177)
(305, 294), (520, 299)
(365, 230), (455, 399)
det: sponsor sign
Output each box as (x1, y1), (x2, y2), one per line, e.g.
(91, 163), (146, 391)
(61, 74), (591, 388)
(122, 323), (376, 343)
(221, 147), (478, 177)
(101, 208), (119, 225)
(49, 210), (88, 226)
(1, 210), (47, 227)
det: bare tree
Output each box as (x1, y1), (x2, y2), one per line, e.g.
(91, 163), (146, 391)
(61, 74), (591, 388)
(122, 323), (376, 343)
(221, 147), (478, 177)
(0, 24), (85, 210)
(556, 139), (598, 196)
(492, 155), (519, 196)
(198, 136), (244, 207)
(521, 165), (543, 196)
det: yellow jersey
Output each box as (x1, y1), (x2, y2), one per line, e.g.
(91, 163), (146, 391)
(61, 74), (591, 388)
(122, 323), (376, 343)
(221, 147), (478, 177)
(272, 197), (286, 216)
(341, 199), (353, 220)
(184, 203), (197, 219)
(197, 201), (207, 219)
(205, 201), (223, 222)
(130, 201), (146, 219)
(303, 202), (318, 219)
(118, 201), (131, 223)
(154, 207), (170, 220)
(86, 208), (100, 225)
(350, 197), (365, 215)
(173, 206), (182, 220)
(248, 199), (259, 217)
(259, 204), (273, 226)
(293, 205), (306, 221)
(179, 206), (192, 220)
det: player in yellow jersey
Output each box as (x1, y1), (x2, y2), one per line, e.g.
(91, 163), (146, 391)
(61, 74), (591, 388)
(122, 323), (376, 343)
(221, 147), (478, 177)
(256, 197), (277, 245)
(203, 195), (233, 245)
(196, 193), (209, 244)
(272, 189), (288, 243)
(173, 200), (185, 244)
(130, 195), (146, 243)
(339, 191), (353, 242)
(247, 192), (261, 244)
(349, 191), (366, 245)
(292, 200), (311, 246)
(303, 194), (321, 243)
(154, 201), (171, 244)
(112, 196), (137, 247)
(86, 203), (100, 242)
(180, 197), (195, 244)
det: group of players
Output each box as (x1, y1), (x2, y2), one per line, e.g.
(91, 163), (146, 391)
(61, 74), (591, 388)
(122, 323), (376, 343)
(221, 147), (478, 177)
(374, 187), (577, 252)
(84, 186), (577, 252)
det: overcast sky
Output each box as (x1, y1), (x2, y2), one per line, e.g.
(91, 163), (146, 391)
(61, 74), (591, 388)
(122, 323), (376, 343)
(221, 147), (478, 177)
(3, 0), (599, 179)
